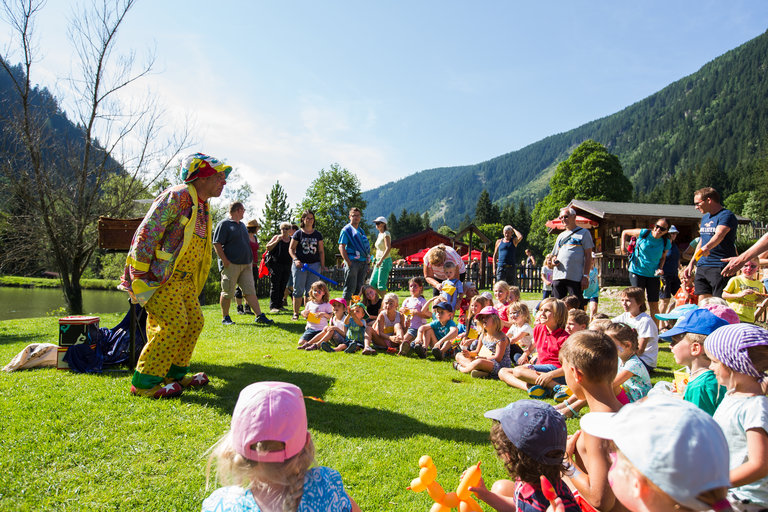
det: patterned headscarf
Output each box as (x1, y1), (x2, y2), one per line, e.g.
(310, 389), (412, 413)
(180, 153), (232, 183)
(705, 323), (768, 380)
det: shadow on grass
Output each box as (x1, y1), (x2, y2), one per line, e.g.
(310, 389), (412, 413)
(184, 362), (488, 446)
(0, 332), (51, 347)
(651, 367), (674, 380)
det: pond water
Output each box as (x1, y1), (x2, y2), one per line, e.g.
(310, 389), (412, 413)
(0, 286), (130, 321)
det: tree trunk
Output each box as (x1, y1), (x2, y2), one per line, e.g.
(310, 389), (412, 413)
(63, 276), (84, 315)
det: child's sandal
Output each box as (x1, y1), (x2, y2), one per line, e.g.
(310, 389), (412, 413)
(563, 402), (580, 419)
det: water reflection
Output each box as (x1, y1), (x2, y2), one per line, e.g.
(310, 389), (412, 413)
(0, 287), (129, 320)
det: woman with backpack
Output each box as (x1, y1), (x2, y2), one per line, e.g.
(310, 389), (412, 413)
(620, 218), (672, 325)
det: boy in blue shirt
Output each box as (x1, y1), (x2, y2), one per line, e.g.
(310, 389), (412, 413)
(411, 300), (458, 361)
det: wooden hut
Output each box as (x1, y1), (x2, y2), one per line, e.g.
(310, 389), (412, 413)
(561, 200), (751, 286)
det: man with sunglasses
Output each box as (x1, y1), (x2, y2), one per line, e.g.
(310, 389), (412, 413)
(683, 187), (738, 299)
(549, 207), (593, 307)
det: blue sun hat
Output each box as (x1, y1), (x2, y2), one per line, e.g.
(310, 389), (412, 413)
(484, 400), (566, 465)
(660, 308), (729, 341)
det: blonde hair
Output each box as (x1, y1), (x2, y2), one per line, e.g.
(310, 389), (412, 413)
(383, 292), (399, 307)
(493, 280), (511, 302)
(478, 312), (503, 335)
(206, 433), (316, 512)
(508, 286), (521, 302)
(698, 296), (728, 307)
(309, 281), (329, 303)
(507, 302), (530, 324)
(427, 245), (447, 266)
(538, 297), (567, 330)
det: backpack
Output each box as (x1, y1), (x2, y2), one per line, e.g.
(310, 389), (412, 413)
(627, 230), (651, 263)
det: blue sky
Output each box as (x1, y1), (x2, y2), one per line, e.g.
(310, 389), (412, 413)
(3, 1), (768, 214)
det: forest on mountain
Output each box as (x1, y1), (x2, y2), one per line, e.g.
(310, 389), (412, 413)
(362, 29), (768, 229)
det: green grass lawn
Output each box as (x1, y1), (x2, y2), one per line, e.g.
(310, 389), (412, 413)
(0, 290), (677, 511)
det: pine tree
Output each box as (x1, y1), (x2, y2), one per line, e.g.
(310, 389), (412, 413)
(475, 189), (500, 224)
(259, 181), (291, 247)
(423, 211), (431, 230)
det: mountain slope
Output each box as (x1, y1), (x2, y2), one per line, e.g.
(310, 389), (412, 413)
(363, 29), (768, 227)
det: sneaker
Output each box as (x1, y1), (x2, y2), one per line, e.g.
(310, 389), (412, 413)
(431, 347), (444, 361)
(270, 308), (281, 314)
(236, 305), (245, 315)
(361, 346), (377, 356)
(243, 306), (254, 316)
(254, 313), (274, 326)
(306, 344), (318, 351)
(386, 347), (397, 354)
(344, 343), (360, 354)
(470, 370), (490, 379)
(222, 316), (235, 325)
(320, 342), (334, 353)
(130, 382), (183, 399)
(553, 385), (572, 403)
(528, 384), (551, 399)
(413, 344), (427, 359)
(399, 342), (412, 356)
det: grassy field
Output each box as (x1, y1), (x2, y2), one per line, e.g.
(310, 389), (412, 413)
(0, 290), (676, 511)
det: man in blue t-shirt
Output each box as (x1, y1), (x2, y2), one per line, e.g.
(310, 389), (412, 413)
(683, 187), (738, 299)
(338, 207), (370, 301)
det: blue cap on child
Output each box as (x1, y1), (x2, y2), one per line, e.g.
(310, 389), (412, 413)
(484, 400), (566, 466)
(660, 308), (729, 341)
(432, 301), (453, 313)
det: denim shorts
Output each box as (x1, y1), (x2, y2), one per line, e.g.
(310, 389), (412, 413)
(529, 364), (566, 384)
(407, 327), (418, 338)
(300, 328), (322, 341)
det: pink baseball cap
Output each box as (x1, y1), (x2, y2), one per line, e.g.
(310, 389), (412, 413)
(476, 306), (499, 317)
(700, 304), (740, 325)
(329, 298), (347, 308)
(231, 381), (310, 462)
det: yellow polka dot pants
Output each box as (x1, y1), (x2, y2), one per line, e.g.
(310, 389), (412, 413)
(132, 275), (205, 389)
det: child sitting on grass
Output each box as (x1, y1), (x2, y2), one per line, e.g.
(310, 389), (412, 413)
(203, 381), (361, 512)
(560, 330), (624, 512)
(722, 257), (766, 324)
(579, 394), (733, 512)
(455, 295), (490, 352)
(493, 280), (513, 332)
(612, 286), (659, 373)
(370, 292), (404, 353)
(411, 300), (458, 360)
(506, 302), (533, 365)
(453, 306), (511, 379)
(361, 284), (381, 323)
(566, 309), (589, 335)
(498, 298), (569, 400)
(297, 281), (333, 349)
(604, 322), (651, 404)
(302, 298), (347, 352)
(333, 301), (374, 355)
(705, 323), (768, 510)
(399, 277), (430, 354)
(664, 308), (728, 415)
(457, 281), (478, 325)
(470, 400), (581, 512)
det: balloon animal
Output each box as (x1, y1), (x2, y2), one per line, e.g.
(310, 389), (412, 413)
(407, 455), (483, 512)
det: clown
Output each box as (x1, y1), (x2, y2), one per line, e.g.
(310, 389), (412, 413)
(120, 153), (231, 398)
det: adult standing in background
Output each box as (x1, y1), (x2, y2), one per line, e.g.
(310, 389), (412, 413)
(120, 153), (228, 399)
(620, 218), (672, 322)
(549, 207), (593, 306)
(369, 216), (392, 299)
(232, 219), (261, 315)
(492, 225), (523, 285)
(658, 225), (681, 315)
(289, 210), (325, 321)
(423, 244), (466, 296)
(213, 202), (273, 326)
(265, 221), (293, 313)
(683, 187), (738, 299)
(338, 207), (370, 301)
